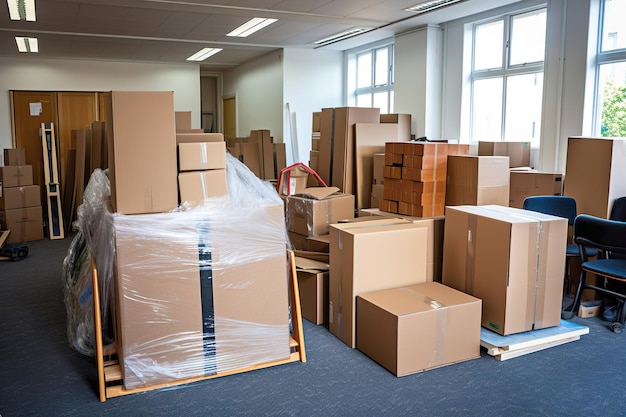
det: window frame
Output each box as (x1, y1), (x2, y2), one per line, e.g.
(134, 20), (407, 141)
(347, 41), (395, 113)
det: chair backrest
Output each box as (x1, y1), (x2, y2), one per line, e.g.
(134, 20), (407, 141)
(574, 214), (626, 259)
(522, 195), (577, 225)
(610, 197), (626, 222)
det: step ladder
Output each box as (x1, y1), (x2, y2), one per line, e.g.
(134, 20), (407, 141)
(40, 123), (65, 240)
(92, 250), (306, 402)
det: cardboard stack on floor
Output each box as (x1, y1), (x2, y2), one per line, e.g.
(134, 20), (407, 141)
(95, 91), (292, 390)
(227, 129), (286, 181)
(0, 148), (44, 243)
(309, 112), (321, 173)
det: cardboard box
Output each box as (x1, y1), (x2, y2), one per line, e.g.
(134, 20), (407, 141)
(4, 148), (26, 166)
(296, 256), (329, 324)
(356, 282), (481, 376)
(0, 206), (43, 243)
(0, 166), (33, 188)
(380, 114), (412, 141)
(445, 155), (510, 206)
(286, 189), (354, 237)
(178, 169), (228, 206)
(564, 137), (626, 218)
(278, 165), (309, 196)
(577, 299), (603, 318)
(509, 170), (563, 208)
(312, 112), (321, 133)
(178, 142), (227, 171)
(250, 130), (274, 180)
(106, 91), (178, 215)
(307, 234), (330, 253)
(175, 111), (192, 131)
(113, 205), (290, 389)
(176, 133), (224, 143)
(0, 185), (41, 210)
(229, 140), (261, 177)
(329, 219), (430, 347)
(442, 205), (567, 335)
(478, 141), (531, 168)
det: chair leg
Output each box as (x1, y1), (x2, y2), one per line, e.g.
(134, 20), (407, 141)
(563, 269), (586, 320)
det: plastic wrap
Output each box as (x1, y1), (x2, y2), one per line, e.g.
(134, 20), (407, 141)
(64, 152), (292, 389)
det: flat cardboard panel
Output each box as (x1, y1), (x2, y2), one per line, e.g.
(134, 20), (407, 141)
(107, 91), (178, 215)
(0, 206), (44, 243)
(273, 143), (287, 179)
(178, 142), (227, 171)
(178, 169), (228, 206)
(0, 166), (34, 188)
(176, 133), (224, 143)
(0, 185), (41, 209)
(564, 137), (626, 218)
(478, 141), (531, 168)
(356, 282), (481, 376)
(329, 219), (430, 347)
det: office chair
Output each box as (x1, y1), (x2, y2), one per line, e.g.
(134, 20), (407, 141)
(522, 196), (598, 294)
(610, 197), (626, 222)
(565, 214), (626, 333)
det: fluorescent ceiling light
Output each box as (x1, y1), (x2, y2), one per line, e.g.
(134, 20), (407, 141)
(404, 0), (466, 14)
(313, 28), (370, 46)
(186, 47), (222, 61)
(7, 0), (36, 21)
(227, 17), (277, 37)
(15, 36), (38, 52)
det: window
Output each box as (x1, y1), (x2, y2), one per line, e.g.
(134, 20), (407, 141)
(469, 8), (547, 146)
(348, 43), (394, 113)
(594, 0), (626, 137)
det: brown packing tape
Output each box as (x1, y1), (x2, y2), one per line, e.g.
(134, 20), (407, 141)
(465, 214), (477, 294)
(532, 220), (550, 329)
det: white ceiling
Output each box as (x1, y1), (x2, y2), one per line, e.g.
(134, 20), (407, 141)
(0, 0), (520, 70)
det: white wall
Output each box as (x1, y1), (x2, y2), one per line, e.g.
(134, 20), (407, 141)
(283, 47), (343, 164)
(223, 50), (283, 141)
(0, 57), (201, 151)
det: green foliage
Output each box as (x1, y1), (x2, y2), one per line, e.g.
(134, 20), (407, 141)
(601, 79), (626, 137)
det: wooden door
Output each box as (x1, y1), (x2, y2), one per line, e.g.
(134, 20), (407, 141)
(11, 91), (58, 199)
(223, 96), (236, 139)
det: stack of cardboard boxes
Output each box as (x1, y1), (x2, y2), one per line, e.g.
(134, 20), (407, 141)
(0, 148), (43, 243)
(227, 129), (286, 181)
(177, 138), (228, 207)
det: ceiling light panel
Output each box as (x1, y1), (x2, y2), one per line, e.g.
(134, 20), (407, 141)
(313, 28), (370, 46)
(15, 36), (38, 52)
(226, 17), (278, 38)
(404, 0), (466, 14)
(186, 47), (222, 61)
(7, 0), (36, 21)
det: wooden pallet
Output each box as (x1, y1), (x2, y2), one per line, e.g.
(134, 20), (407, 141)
(40, 123), (65, 240)
(93, 250), (306, 402)
(480, 320), (589, 361)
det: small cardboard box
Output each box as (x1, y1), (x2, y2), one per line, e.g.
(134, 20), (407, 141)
(0, 206), (44, 243)
(509, 170), (563, 208)
(296, 256), (330, 325)
(357, 282), (481, 376)
(178, 169), (228, 207)
(329, 218), (430, 347)
(478, 141), (531, 168)
(4, 148), (26, 166)
(286, 188), (354, 237)
(445, 155), (510, 206)
(0, 185), (41, 210)
(178, 142), (227, 171)
(0, 166), (34, 188)
(577, 300), (603, 318)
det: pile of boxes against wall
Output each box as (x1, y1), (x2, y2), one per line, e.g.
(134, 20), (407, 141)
(226, 129), (286, 182)
(77, 91), (294, 390)
(0, 148), (44, 243)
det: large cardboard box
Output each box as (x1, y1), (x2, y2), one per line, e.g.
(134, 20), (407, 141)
(178, 169), (228, 206)
(509, 170), (563, 208)
(319, 107), (380, 193)
(107, 91), (178, 215)
(356, 282), (481, 376)
(0, 165), (33, 188)
(445, 155), (510, 206)
(0, 206), (44, 243)
(329, 219), (430, 347)
(286, 189), (354, 237)
(478, 141), (531, 168)
(113, 205), (290, 389)
(178, 142), (227, 171)
(564, 137), (626, 218)
(442, 205), (567, 335)
(0, 185), (41, 209)
(296, 256), (329, 324)
(3, 148), (26, 166)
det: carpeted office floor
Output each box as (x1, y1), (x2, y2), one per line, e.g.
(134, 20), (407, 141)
(1, 234), (625, 417)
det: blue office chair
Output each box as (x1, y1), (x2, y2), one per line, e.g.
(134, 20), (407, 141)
(610, 197), (626, 222)
(565, 215), (626, 333)
(522, 196), (598, 294)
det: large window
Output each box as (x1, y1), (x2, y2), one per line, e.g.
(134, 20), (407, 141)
(349, 43), (394, 113)
(469, 8), (547, 146)
(595, 0), (626, 137)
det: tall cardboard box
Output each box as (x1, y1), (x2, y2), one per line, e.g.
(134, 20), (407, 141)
(329, 219), (430, 347)
(442, 205), (567, 335)
(509, 170), (563, 208)
(445, 155), (510, 206)
(107, 91), (178, 215)
(564, 137), (626, 218)
(478, 141), (531, 168)
(356, 282), (481, 376)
